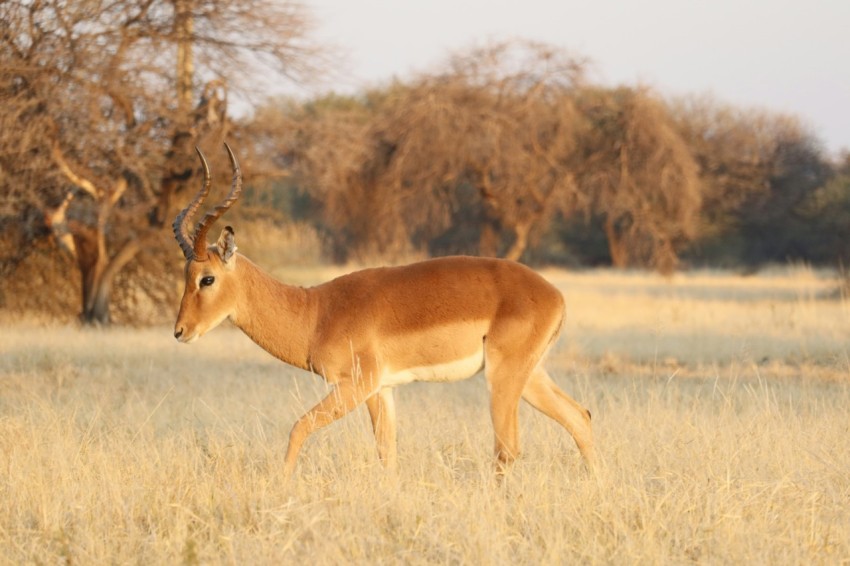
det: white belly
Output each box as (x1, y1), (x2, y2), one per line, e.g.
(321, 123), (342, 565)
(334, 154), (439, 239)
(380, 349), (485, 388)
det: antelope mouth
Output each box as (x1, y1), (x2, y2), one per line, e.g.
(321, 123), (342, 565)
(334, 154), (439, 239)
(174, 328), (200, 344)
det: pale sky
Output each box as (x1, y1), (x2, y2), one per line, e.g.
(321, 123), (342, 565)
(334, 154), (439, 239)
(305, 0), (850, 156)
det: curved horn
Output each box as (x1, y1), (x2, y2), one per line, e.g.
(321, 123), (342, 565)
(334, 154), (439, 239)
(191, 143), (243, 258)
(173, 147), (212, 260)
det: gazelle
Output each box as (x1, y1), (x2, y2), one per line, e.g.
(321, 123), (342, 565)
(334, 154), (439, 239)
(173, 144), (595, 479)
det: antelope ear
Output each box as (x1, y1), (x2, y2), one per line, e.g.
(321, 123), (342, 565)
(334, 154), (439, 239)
(216, 226), (238, 266)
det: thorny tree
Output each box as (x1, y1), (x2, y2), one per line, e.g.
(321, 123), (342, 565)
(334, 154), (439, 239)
(0, 0), (318, 323)
(266, 43), (704, 268)
(377, 41), (586, 261)
(574, 87), (702, 273)
(270, 41), (586, 262)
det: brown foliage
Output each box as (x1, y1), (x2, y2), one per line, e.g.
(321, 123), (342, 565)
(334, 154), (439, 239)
(671, 96), (839, 265)
(574, 87), (702, 273)
(260, 53), (703, 271)
(0, 0), (319, 323)
(671, 96), (791, 236)
(378, 42), (584, 260)
(265, 41), (586, 262)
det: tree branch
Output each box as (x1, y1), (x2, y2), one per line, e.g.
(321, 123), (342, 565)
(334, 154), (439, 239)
(52, 144), (100, 199)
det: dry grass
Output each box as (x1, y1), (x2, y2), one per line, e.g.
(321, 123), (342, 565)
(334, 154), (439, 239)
(1, 268), (849, 564)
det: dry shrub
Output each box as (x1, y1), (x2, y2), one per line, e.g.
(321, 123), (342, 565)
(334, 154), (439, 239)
(0, 238), (79, 322)
(0, 234), (179, 326)
(0, 219), (327, 325)
(232, 218), (328, 269)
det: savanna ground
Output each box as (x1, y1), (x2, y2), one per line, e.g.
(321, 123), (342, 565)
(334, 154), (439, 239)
(1, 265), (849, 564)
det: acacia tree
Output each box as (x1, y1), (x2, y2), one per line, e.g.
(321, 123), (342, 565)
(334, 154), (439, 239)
(380, 42), (586, 260)
(573, 87), (702, 272)
(0, 0), (318, 323)
(1, 0), (173, 323)
(260, 41), (586, 262)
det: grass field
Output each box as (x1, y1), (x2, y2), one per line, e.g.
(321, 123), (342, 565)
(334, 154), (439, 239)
(1, 267), (849, 564)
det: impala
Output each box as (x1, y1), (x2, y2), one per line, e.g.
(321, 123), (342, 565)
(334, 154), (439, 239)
(173, 144), (595, 479)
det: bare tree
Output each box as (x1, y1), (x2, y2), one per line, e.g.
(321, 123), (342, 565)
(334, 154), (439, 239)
(260, 41), (586, 262)
(381, 41), (585, 260)
(574, 87), (702, 272)
(0, 0), (319, 323)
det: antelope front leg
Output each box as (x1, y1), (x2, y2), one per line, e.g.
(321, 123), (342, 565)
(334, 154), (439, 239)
(282, 381), (373, 480)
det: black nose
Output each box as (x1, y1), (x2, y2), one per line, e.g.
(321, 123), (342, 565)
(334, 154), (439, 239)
(174, 328), (183, 339)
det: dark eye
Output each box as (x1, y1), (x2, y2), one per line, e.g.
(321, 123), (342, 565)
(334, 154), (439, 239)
(200, 276), (215, 287)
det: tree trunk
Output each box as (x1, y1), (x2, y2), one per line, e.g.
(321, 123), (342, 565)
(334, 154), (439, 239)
(478, 223), (501, 257)
(175, 0), (194, 117)
(604, 215), (628, 268)
(504, 221), (531, 262)
(82, 277), (111, 325)
(68, 218), (144, 325)
(68, 223), (106, 324)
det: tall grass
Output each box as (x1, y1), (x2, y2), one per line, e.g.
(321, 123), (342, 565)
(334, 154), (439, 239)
(1, 268), (848, 564)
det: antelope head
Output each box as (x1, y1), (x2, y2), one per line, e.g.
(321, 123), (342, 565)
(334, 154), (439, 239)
(172, 144), (243, 343)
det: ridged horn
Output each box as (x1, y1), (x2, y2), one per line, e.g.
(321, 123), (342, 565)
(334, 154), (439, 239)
(191, 143), (242, 259)
(172, 147), (212, 260)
